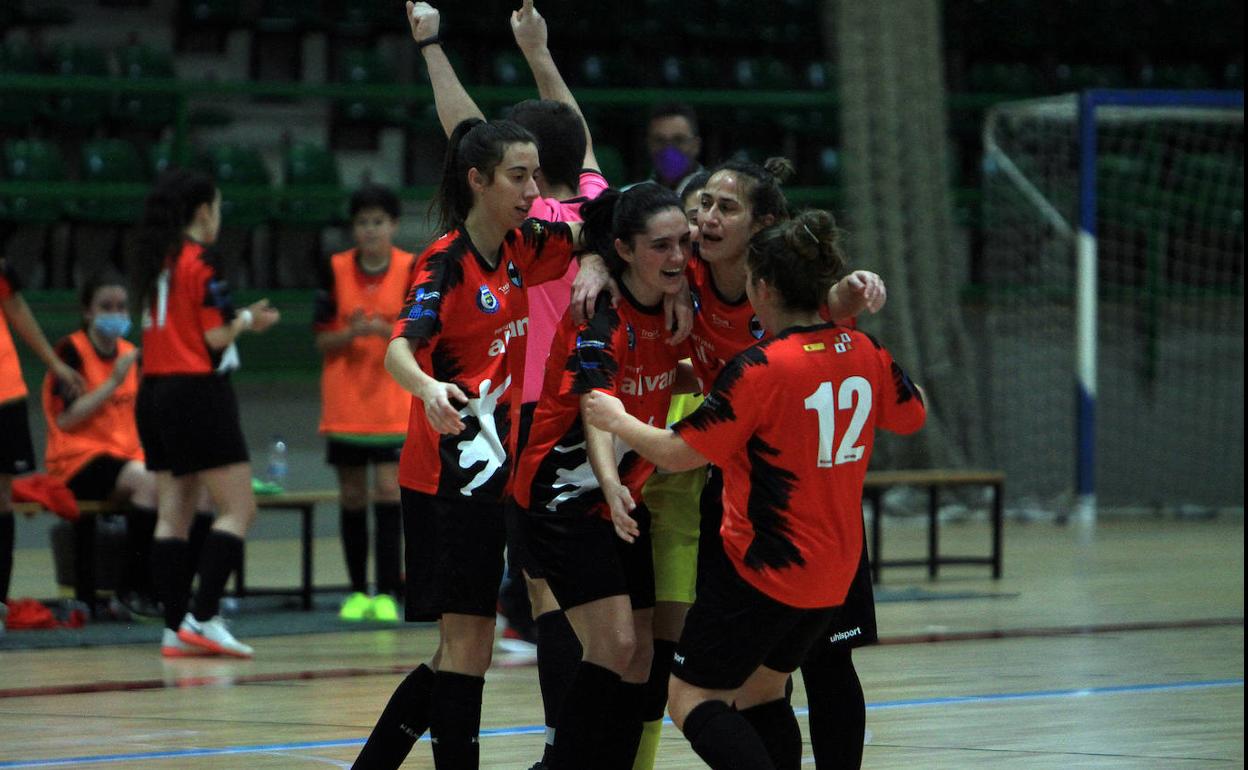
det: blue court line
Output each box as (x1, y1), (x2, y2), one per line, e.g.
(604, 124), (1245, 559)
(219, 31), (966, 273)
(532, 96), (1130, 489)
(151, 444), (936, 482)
(0, 678), (1241, 768)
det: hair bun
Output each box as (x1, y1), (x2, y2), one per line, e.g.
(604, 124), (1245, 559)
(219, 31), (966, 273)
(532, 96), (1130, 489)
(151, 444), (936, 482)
(762, 157), (796, 186)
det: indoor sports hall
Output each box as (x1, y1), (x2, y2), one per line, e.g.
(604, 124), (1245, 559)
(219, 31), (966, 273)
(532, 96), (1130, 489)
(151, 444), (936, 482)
(1, 1), (1242, 768)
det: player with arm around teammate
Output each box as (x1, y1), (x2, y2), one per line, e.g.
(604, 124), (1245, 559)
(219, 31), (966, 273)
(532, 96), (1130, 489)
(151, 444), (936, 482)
(584, 210), (926, 769)
(511, 183), (696, 769)
(349, 116), (607, 770)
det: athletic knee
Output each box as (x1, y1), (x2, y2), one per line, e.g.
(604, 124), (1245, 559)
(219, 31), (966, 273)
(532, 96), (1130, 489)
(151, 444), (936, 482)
(439, 622), (495, 675)
(583, 623), (637, 673)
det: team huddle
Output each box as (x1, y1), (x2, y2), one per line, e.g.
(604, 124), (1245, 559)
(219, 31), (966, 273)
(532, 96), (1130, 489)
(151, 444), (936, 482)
(0, 1), (926, 769)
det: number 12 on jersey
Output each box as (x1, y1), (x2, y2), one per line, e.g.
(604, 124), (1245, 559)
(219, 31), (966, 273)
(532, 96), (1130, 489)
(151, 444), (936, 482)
(804, 377), (872, 468)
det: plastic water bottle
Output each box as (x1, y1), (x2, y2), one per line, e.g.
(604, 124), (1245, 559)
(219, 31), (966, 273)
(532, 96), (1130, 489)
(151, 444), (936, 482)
(266, 436), (288, 486)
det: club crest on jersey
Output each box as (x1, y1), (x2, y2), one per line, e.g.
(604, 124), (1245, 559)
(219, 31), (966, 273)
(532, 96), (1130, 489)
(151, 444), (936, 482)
(626, 323), (636, 350)
(507, 260), (523, 288)
(477, 284), (500, 314)
(749, 314), (765, 339)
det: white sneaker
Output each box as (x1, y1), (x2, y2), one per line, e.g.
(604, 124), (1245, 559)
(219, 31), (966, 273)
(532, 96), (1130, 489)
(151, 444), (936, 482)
(161, 627), (215, 658)
(176, 613), (254, 658)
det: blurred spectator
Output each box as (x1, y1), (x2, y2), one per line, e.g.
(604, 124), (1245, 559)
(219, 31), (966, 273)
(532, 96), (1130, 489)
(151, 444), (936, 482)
(644, 102), (704, 194)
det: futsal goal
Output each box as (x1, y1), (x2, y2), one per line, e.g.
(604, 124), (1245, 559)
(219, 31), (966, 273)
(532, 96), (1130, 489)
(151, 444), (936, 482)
(980, 89), (1243, 519)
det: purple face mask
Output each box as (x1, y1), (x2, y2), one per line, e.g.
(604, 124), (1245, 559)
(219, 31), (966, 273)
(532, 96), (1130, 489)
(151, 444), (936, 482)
(653, 146), (694, 184)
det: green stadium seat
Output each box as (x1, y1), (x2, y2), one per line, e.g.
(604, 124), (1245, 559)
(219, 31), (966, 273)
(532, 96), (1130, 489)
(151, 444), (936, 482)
(281, 142), (343, 225)
(491, 51), (532, 87)
(252, 0), (324, 81)
(966, 63), (1042, 95)
(334, 50), (405, 126)
(0, 41), (42, 132)
(201, 144), (273, 227)
(257, 0), (324, 31)
(577, 53), (631, 88)
(175, 0), (246, 52)
(43, 43), (111, 129)
(657, 55), (719, 89)
(1140, 64), (1215, 89)
(2, 139), (67, 224)
(732, 57), (794, 91)
(77, 139), (147, 224)
(1054, 64), (1128, 90)
(333, 0), (398, 37)
(113, 45), (178, 130)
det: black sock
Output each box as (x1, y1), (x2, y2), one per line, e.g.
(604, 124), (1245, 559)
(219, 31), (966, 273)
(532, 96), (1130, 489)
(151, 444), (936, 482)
(683, 699), (775, 770)
(536, 610), (582, 741)
(340, 506), (369, 594)
(373, 502), (401, 596)
(549, 661), (619, 770)
(0, 511), (14, 603)
(123, 506), (158, 597)
(643, 639), (677, 722)
(188, 512), (213, 567)
(739, 699), (802, 770)
(610, 680), (646, 770)
(430, 670), (485, 770)
(191, 530), (243, 621)
(801, 646), (864, 770)
(151, 537), (190, 631)
(351, 663), (435, 770)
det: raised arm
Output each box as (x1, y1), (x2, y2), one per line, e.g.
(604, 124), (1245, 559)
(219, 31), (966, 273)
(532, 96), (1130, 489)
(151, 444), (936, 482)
(406, 1), (484, 137)
(510, 0), (598, 171)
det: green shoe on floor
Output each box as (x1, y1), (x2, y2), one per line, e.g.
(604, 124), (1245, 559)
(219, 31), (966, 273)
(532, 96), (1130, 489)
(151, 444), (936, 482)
(339, 592), (372, 621)
(370, 594), (400, 622)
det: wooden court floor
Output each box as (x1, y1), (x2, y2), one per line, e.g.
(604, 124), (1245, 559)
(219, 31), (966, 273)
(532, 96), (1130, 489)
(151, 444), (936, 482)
(1, 516), (1243, 768)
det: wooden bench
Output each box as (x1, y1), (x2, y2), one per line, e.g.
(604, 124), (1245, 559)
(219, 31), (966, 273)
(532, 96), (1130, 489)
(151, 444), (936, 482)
(13, 490), (339, 613)
(863, 469), (1005, 581)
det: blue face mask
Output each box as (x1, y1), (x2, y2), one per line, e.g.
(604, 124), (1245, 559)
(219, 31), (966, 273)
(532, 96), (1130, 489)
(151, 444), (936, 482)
(653, 146), (695, 185)
(92, 313), (132, 339)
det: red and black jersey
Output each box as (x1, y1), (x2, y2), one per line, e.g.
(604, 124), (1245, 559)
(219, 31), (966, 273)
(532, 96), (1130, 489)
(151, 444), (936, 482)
(686, 254), (856, 394)
(685, 254), (766, 393)
(674, 323), (926, 608)
(513, 288), (690, 519)
(140, 240), (237, 376)
(0, 259), (27, 403)
(391, 219), (576, 500)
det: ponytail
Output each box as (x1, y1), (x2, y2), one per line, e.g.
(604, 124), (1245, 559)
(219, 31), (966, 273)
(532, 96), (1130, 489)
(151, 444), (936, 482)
(134, 169), (216, 310)
(432, 118), (537, 234)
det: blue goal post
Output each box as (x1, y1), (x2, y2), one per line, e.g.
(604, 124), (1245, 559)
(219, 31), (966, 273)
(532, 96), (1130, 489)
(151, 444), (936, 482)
(1075, 89), (1245, 523)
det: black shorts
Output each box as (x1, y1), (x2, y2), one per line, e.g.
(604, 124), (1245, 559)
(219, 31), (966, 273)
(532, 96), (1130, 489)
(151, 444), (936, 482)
(816, 538), (878, 651)
(673, 535), (839, 691)
(325, 439), (403, 467)
(700, 463), (878, 653)
(66, 455), (131, 501)
(522, 503), (656, 611)
(503, 403), (539, 577)
(136, 374), (249, 477)
(0, 397), (36, 475)
(402, 487), (506, 622)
